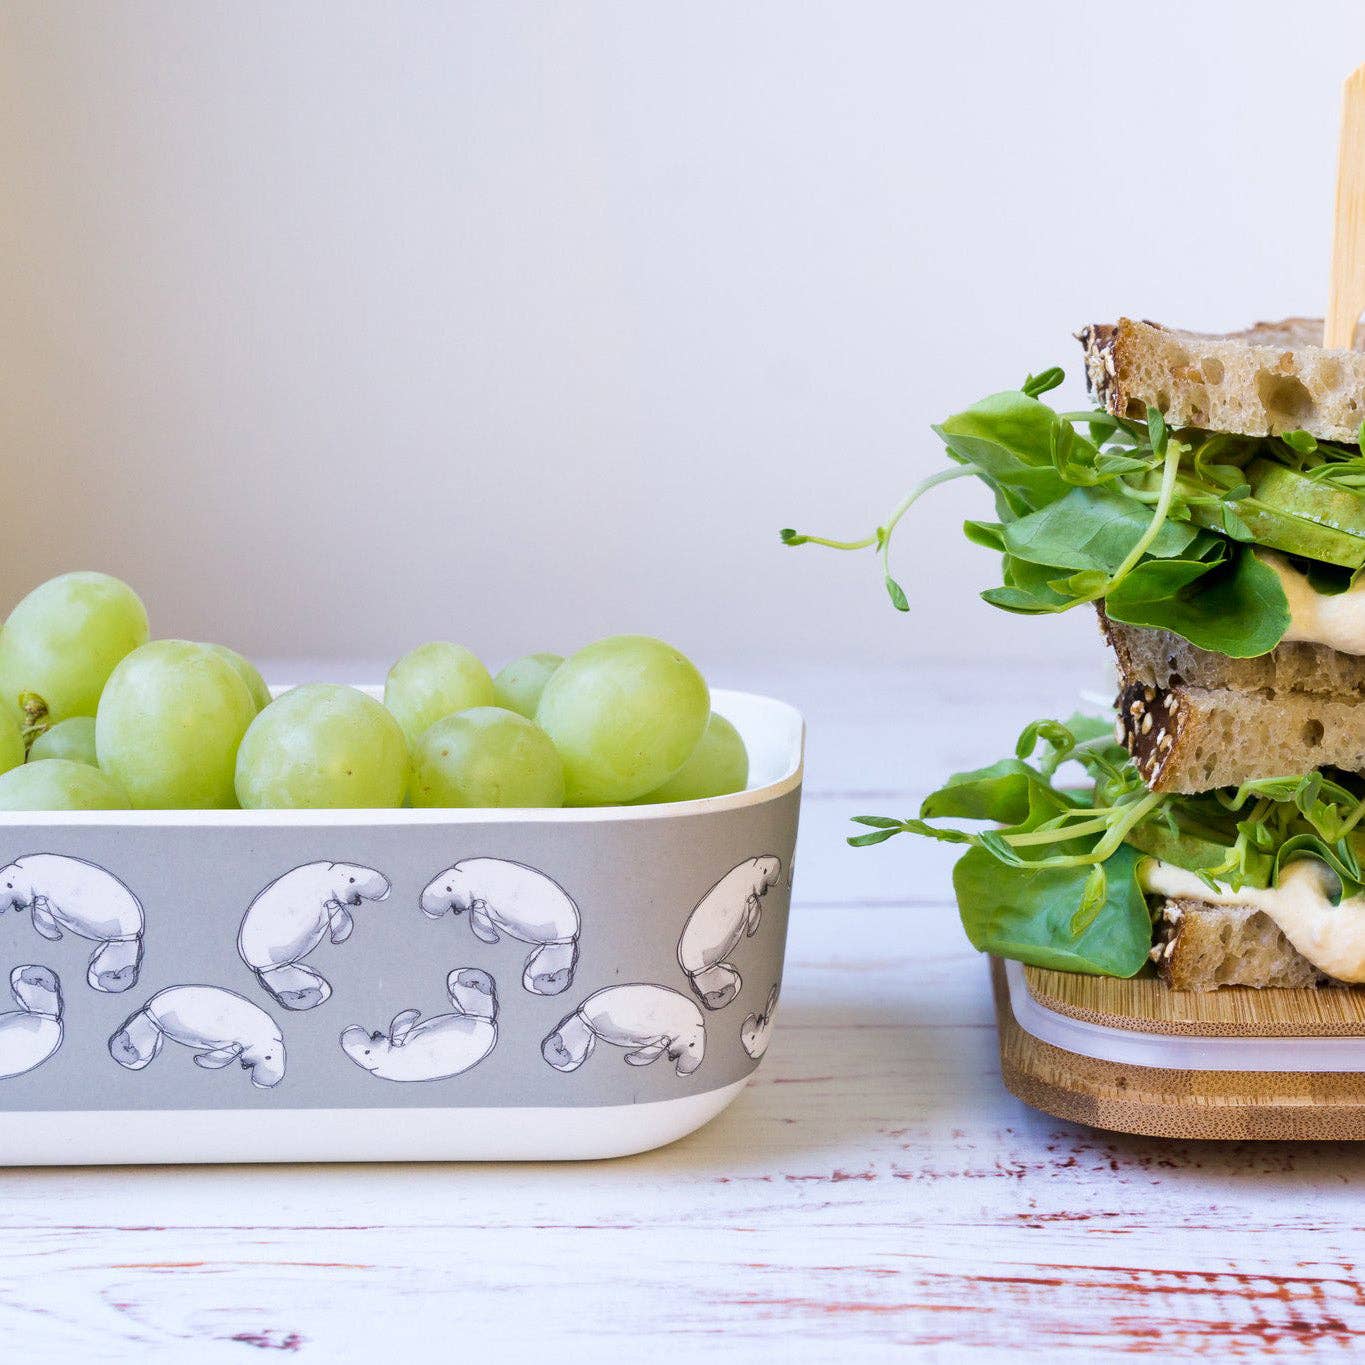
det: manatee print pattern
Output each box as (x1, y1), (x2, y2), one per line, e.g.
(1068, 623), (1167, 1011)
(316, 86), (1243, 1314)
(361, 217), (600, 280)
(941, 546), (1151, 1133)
(0, 965), (63, 1079)
(238, 862), (393, 1011)
(109, 985), (286, 1088)
(420, 859), (581, 996)
(340, 968), (499, 1082)
(542, 984), (706, 1078)
(741, 984), (780, 1060)
(0, 854), (144, 993)
(0, 840), (787, 1104)
(677, 856), (781, 1010)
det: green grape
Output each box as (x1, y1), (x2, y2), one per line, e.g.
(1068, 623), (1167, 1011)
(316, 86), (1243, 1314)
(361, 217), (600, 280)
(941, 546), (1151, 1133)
(636, 712), (749, 804)
(96, 640), (257, 809)
(28, 716), (98, 766)
(493, 652), (564, 720)
(0, 759), (130, 811)
(0, 710), (23, 777)
(0, 572), (149, 731)
(536, 635), (709, 805)
(204, 643), (272, 712)
(236, 683), (409, 809)
(411, 706), (565, 809)
(384, 642), (495, 746)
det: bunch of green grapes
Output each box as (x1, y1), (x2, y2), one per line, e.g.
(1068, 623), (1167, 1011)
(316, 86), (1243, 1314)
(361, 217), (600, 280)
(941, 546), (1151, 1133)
(0, 572), (148, 733)
(0, 573), (273, 810)
(0, 571), (751, 811)
(634, 712), (749, 805)
(385, 642), (494, 746)
(411, 707), (564, 808)
(236, 684), (409, 809)
(28, 716), (98, 766)
(97, 641), (259, 808)
(0, 760), (130, 811)
(535, 636), (711, 804)
(376, 635), (748, 809)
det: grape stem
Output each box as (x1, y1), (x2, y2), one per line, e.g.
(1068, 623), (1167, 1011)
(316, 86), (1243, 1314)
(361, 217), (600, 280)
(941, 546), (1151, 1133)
(18, 692), (50, 750)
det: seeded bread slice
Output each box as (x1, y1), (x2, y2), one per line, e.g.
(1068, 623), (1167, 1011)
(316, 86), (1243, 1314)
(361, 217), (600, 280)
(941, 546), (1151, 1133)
(1077, 317), (1365, 442)
(1113, 677), (1365, 793)
(1098, 612), (1365, 791)
(1101, 612), (1365, 696)
(1152, 899), (1335, 990)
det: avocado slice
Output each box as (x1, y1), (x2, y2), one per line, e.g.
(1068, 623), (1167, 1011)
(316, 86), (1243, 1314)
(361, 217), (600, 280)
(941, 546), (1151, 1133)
(1124, 822), (1245, 884)
(1185, 496), (1365, 569)
(1248, 459), (1365, 537)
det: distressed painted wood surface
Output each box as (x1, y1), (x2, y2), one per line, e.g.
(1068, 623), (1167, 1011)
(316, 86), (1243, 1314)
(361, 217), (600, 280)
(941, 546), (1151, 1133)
(4, 662), (1365, 1361)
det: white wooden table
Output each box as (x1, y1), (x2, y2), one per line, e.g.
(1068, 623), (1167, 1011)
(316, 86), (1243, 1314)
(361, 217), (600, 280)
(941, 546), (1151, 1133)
(4, 662), (1363, 1361)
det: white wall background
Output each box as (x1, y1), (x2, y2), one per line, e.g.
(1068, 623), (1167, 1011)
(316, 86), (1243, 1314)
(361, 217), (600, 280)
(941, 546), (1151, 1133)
(3, 1), (1364, 676)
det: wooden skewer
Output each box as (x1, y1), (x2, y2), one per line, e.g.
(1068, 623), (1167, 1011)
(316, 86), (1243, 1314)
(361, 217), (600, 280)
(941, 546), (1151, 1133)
(1325, 63), (1365, 349)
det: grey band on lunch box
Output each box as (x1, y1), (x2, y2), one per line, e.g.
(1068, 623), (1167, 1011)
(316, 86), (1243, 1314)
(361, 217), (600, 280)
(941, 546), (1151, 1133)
(0, 789), (798, 1112)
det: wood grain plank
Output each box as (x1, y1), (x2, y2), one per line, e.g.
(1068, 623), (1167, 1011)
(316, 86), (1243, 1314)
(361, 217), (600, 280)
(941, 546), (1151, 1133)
(3, 1222), (1362, 1359)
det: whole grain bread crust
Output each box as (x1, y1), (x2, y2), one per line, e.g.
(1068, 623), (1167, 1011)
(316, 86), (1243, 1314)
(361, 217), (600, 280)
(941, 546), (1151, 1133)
(1101, 610), (1365, 696)
(1110, 674), (1365, 793)
(1152, 899), (1339, 991)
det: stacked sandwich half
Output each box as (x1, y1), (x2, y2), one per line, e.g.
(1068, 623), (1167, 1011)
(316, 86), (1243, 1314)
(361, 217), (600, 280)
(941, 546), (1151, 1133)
(795, 319), (1365, 990)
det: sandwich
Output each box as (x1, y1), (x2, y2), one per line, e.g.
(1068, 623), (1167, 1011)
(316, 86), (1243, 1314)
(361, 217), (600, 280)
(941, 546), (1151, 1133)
(785, 319), (1365, 990)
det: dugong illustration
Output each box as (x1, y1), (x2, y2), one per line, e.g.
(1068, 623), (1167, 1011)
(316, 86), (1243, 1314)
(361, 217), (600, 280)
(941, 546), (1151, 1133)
(420, 859), (580, 996)
(341, 968), (498, 1082)
(109, 985), (285, 1088)
(0, 854), (144, 993)
(0, 965), (63, 1079)
(677, 855), (782, 1009)
(741, 984), (780, 1060)
(238, 862), (392, 1010)
(542, 984), (705, 1078)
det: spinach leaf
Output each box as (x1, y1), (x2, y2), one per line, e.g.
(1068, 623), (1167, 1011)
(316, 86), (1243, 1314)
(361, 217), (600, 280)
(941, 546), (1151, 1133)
(1002, 485), (1199, 572)
(1275, 834), (1361, 899)
(936, 390), (1062, 469)
(980, 554), (1076, 613)
(933, 393), (1076, 513)
(1104, 545), (1290, 656)
(952, 843), (1152, 977)
(1058, 712), (1123, 747)
(850, 707), (1365, 976)
(1305, 559), (1356, 596)
(920, 758), (1076, 826)
(962, 519), (1006, 551)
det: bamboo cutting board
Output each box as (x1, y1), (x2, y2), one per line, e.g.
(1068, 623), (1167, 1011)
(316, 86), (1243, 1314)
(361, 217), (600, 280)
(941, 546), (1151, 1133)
(993, 960), (1365, 1140)
(1025, 964), (1365, 1037)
